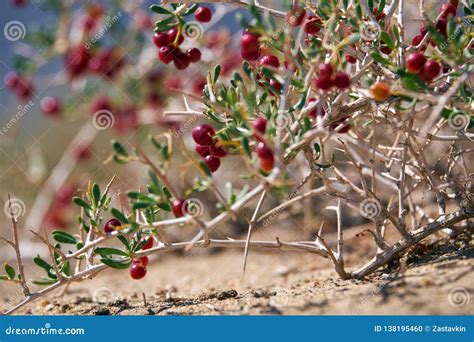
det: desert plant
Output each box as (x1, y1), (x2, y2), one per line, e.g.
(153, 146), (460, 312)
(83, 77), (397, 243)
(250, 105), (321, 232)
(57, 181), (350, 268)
(1, 0), (473, 315)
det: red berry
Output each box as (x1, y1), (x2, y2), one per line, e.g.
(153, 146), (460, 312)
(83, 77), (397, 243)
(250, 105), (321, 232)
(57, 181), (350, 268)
(318, 63), (333, 78)
(192, 124), (215, 146)
(307, 98), (325, 119)
(153, 32), (169, 47)
(168, 27), (184, 45)
(240, 31), (261, 61)
(380, 44), (392, 55)
(15, 79), (34, 101)
(346, 54), (357, 64)
(269, 79), (282, 93)
(333, 72), (351, 89)
(195, 144), (210, 157)
(313, 76), (333, 91)
(158, 46), (174, 64)
(104, 218), (121, 233)
(440, 3), (456, 18)
(4, 72), (20, 89)
(420, 22), (427, 36)
(195, 6), (212, 23)
(287, 7), (306, 27)
(411, 34), (424, 46)
(420, 60), (441, 82)
(81, 15), (96, 33)
(204, 155), (220, 172)
(174, 52), (190, 70)
(133, 256), (149, 267)
(186, 48), (201, 63)
(142, 236), (154, 250)
(371, 7), (386, 21)
(130, 263), (147, 280)
(90, 95), (112, 114)
(259, 156), (274, 173)
(305, 16), (322, 35)
(41, 96), (61, 116)
(435, 18), (447, 37)
(209, 143), (227, 158)
(405, 52), (426, 73)
(252, 117), (267, 135)
(255, 142), (273, 159)
(172, 199), (185, 218)
(259, 55), (280, 69)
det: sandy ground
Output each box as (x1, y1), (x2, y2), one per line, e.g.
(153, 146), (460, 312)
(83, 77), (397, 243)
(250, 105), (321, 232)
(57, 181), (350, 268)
(1, 226), (472, 316)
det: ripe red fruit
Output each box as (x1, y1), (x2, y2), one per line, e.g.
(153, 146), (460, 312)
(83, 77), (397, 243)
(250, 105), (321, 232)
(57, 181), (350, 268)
(371, 7), (386, 21)
(287, 7), (306, 27)
(14, 79), (34, 101)
(133, 256), (149, 267)
(318, 63), (333, 78)
(419, 22), (427, 36)
(168, 27), (184, 45)
(186, 48), (201, 63)
(240, 31), (260, 61)
(259, 55), (280, 69)
(195, 144), (210, 157)
(130, 262), (147, 280)
(158, 46), (174, 64)
(259, 156), (274, 173)
(172, 199), (185, 218)
(204, 155), (221, 172)
(174, 52), (190, 70)
(371, 81), (391, 101)
(420, 60), (441, 82)
(153, 32), (169, 47)
(252, 117), (267, 135)
(405, 52), (427, 73)
(4, 72), (20, 89)
(90, 95), (112, 114)
(104, 218), (121, 233)
(142, 236), (154, 250)
(255, 142), (273, 159)
(333, 72), (351, 89)
(314, 76), (333, 91)
(435, 18), (447, 37)
(81, 15), (96, 33)
(195, 6), (212, 23)
(209, 143), (227, 158)
(307, 98), (325, 119)
(41, 97), (61, 116)
(192, 124), (215, 146)
(346, 54), (357, 64)
(412, 34), (424, 46)
(269, 79), (282, 93)
(305, 16), (322, 35)
(440, 3), (456, 18)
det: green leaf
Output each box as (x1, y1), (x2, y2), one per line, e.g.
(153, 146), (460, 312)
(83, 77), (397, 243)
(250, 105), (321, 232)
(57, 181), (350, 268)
(380, 32), (395, 51)
(101, 258), (131, 270)
(199, 160), (213, 177)
(4, 262), (15, 280)
(92, 183), (101, 207)
(111, 208), (129, 224)
(371, 52), (391, 66)
(95, 247), (129, 258)
(52, 231), (77, 244)
(132, 202), (152, 210)
(33, 255), (57, 279)
(150, 4), (172, 15)
(213, 64), (221, 83)
(111, 140), (128, 157)
(72, 197), (92, 211)
(32, 278), (57, 286)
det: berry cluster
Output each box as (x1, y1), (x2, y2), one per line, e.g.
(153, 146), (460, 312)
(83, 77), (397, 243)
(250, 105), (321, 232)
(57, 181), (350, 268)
(313, 63), (351, 91)
(192, 124), (226, 173)
(405, 52), (441, 83)
(412, 2), (457, 47)
(251, 118), (275, 172)
(4, 72), (34, 101)
(155, 6), (211, 69)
